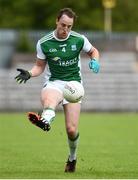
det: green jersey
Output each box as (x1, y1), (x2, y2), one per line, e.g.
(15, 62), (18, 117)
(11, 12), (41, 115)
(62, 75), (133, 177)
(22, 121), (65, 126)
(37, 30), (93, 82)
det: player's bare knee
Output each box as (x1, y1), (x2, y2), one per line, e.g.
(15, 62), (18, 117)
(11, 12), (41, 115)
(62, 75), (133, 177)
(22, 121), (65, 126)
(67, 126), (77, 138)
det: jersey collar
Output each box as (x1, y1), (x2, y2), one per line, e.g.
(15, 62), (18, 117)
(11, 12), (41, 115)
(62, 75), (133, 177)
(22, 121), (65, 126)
(53, 30), (71, 41)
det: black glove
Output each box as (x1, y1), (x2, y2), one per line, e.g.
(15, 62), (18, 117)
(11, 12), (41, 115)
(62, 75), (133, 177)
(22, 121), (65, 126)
(15, 68), (31, 84)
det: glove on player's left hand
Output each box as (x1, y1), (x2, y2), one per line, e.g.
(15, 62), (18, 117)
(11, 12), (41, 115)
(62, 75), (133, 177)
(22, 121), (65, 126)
(89, 59), (100, 73)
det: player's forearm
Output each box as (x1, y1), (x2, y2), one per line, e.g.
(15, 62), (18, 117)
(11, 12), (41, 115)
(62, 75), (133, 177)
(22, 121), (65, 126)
(29, 65), (45, 77)
(29, 59), (46, 77)
(88, 47), (100, 60)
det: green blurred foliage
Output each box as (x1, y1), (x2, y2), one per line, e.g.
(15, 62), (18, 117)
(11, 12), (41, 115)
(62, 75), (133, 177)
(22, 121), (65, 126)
(0, 0), (138, 32)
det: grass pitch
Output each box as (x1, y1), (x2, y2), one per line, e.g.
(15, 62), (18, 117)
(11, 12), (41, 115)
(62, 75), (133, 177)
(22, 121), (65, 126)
(0, 112), (138, 179)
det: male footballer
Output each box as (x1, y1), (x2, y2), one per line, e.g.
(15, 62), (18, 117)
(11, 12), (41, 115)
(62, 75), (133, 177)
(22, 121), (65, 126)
(15, 7), (100, 172)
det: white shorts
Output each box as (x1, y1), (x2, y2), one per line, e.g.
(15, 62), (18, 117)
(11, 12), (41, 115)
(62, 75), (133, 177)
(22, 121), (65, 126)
(43, 80), (81, 105)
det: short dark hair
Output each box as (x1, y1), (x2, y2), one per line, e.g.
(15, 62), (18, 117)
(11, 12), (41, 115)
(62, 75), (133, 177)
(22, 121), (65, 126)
(57, 8), (77, 21)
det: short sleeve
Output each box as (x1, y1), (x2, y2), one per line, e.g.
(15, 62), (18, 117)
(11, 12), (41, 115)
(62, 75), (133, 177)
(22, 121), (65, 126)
(36, 40), (46, 59)
(82, 35), (94, 53)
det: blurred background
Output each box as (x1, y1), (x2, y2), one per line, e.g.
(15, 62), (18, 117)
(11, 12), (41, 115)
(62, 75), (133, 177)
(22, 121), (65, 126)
(0, 0), (138, 112)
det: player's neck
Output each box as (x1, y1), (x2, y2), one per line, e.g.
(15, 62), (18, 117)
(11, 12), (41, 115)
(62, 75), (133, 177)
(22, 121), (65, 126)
(53, 30), (70, 41)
